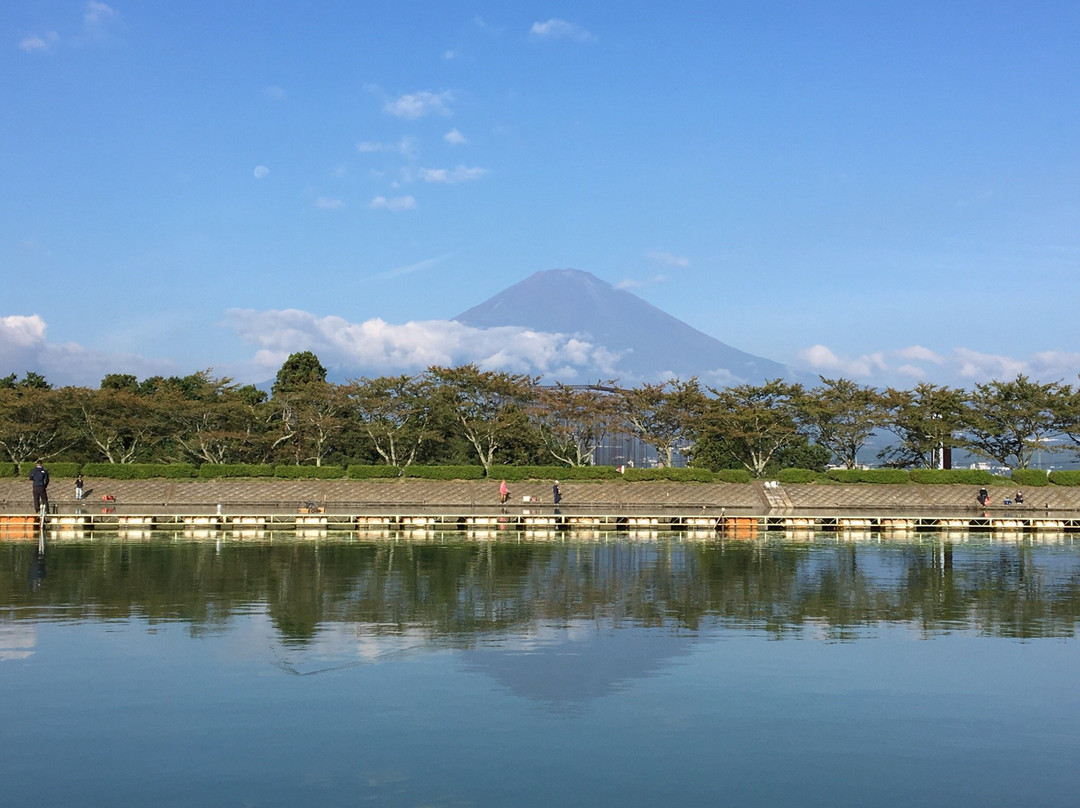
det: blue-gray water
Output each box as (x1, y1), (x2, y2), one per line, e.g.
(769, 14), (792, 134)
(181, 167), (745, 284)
(2, 533), (1079, 807)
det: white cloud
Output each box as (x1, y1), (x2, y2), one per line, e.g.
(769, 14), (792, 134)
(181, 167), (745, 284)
(315, 197), (344, 210)
(894, 345), (944, 364)
(419, 165), (487, 184)
(646, 250), (690, 268)
(19, 32), (58, 53)
(369, 195), (416, 212)
(383, 90), (453, 119)
(356, 136), (418, 158)
(228, 309), (624, 379)
(19, 2), (117, 54)
(530, 19), (595, 42)
(1, 314), (47, 348)
(794, 343), (1080, 387)
(264, 85), (287, 101)
(84, 2), (117, 26)
(443, 50), (455, 60)
(953, 348), (1027, 381)
(81, 1), (120, 42)
(0, 314), (176, 386)
(253, 165), (269, 179)
(444, 128), (467, 146)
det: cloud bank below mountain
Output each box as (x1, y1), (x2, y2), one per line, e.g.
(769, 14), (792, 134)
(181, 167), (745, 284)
(4, 313), (1078, 390)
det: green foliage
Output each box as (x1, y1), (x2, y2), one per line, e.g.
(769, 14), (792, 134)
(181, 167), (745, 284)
(1009, 468), (1049, 487)
(402, 465), (485, 480)
(18, 371), (51, 390)
(909, 469), (1001, 485)
(776, 467), (827, 483)
(798, 378), (887, 469)
(273, 465), (345, 479)
(773, 441), (831, 475)
(44, 462), (82, 478)
(826, 468), (910, 484)
(272, 351), (327, 396)
(620, 379), (705, 469)
(623, 467), (715, 482)
(965, 375), (1068, 469)
(197, 464), (276, 479)
(100, 373), (139, 392)
(695, 379), (803, 477)
(1049, 470), (1080, 486)
(80, 463), (197, 479)
(0, 463), (18, 477)
(346, 465), (403, 479)
(713, 469), (752, 483)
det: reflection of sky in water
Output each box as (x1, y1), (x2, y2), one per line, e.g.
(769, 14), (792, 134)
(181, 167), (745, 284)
(1, 537), (1080, 806)
(0, 621), (36, 660)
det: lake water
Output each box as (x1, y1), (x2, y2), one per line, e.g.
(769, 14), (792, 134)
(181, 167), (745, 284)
(2, 533), (1079, 807)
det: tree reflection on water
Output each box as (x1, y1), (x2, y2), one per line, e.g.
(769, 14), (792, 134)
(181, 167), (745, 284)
(2, 534), (1078, 644)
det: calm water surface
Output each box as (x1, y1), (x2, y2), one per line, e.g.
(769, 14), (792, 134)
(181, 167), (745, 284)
(2, 532), (1079, 807)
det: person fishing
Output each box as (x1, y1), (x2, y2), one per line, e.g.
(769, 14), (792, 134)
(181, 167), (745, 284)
(29, 460), (50, 513)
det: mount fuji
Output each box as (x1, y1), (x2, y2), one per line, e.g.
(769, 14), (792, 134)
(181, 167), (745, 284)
(454, 269), (803, 386)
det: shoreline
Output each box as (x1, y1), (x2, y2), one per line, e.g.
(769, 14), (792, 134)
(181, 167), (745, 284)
(2, 478), (1079, 517)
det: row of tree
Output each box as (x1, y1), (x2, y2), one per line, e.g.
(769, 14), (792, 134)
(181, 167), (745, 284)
(3, 353), (1079, 475)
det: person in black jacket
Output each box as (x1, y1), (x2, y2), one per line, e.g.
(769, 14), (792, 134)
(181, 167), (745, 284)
(29, 461), (49, 513)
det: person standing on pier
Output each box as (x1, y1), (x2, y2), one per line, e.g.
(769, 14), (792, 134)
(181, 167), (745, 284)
(29, 460), (50, 513)
(75, 472), (84, 501)
(552, 480), (561, 505)
(499, 479), (509, 504)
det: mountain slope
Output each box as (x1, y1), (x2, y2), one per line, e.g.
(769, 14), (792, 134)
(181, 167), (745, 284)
(454, 269), (796, 384)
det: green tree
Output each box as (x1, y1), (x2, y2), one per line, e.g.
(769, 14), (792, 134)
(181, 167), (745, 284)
(73, 387), (160, 463)
(100, 373), (139, 393)
(878, 382), (968, 468)
(427, 365), (537, 471)
(964, 375), (1068, 469)
(531, 384), (619, 466)
(0, 386), (71, 464)
(620, 379), (705, 468)
(163, 375), (269, 464)
(343, 375), (435, 468)
(796, 377), (887, 469)
(268, 380), (346, 465)
(695, 380), (805, 477)
(272, 351), (327, 397)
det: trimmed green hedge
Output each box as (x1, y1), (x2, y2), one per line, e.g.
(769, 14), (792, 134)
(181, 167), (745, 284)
(80, 463), (197, 479)
(13, 461), (82, 478)
(273, 465), (346, 479)
(827, 468), (910, 484)
(623, 467), (716, 482)
(776, 468), (827, 483)
(909, 469), (1001, 485)
(1010, 468), (1049, 487)
(198, 464), (276, 479)
(346, 465), (403, 479)
(402, 465), (485, 480)
(45, 462), (82, 478)
(1049, 470), (1080, 486)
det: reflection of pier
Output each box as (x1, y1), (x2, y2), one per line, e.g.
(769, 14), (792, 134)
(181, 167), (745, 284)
(4, 511), (1080, 541)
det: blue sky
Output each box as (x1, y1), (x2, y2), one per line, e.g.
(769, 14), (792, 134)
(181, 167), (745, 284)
(3, 1), (1079, 388)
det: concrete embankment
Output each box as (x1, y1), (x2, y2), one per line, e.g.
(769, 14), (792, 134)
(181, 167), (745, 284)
(1, 478), (1078, 515)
